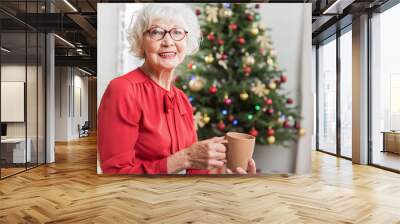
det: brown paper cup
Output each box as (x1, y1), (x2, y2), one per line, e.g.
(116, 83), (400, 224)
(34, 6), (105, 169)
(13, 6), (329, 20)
(225, 132), (255, 171)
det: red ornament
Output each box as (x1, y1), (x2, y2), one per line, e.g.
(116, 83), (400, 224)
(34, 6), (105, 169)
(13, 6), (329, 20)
(174, 76), (180, 82)
(238, 37), (245, 45)
(247, 14), (254, 21)
(229, 23), (238, 30)
(283, 120), (291, 128)
(243, 66), (251, 76)
(208, 86), (218, 94)
(295, 121), (301, 129)
(224, 98), (232, 105)
(195, 8), (201, 16)
(228, 115), (235, 121)
(267, 128), (275, 136)
(221, 53), (228, 60)
(264, 98), (273, 105)
(217, 39), (224, 46)
(286, 98), (293, 104)
(217, 121), (226, 131)
(267, 108), (274, 115)
(187, 63), (193, 70)
(280, 75), (287, 83)
(249, 128), (259, 137)
(207, 33), (215, 41)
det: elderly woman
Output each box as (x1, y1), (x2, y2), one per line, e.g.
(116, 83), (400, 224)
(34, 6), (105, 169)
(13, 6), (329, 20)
(98, 4), (256, 174)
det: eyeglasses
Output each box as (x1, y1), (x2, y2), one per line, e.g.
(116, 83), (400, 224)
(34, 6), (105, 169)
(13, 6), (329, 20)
(145, 27), (188, 41)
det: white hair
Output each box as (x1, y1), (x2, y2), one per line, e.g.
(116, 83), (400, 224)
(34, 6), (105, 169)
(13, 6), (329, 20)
(127, 3), (201, 59)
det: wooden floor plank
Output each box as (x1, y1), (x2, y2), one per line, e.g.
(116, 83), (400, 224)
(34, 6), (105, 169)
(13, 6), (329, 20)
(0, 135), (400, 223)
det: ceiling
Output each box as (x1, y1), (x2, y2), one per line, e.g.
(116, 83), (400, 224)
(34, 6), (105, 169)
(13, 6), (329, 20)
(0, 0), (393, 75)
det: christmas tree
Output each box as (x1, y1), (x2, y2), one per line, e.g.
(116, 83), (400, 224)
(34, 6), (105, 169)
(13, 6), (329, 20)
(175, 3), (304, 145)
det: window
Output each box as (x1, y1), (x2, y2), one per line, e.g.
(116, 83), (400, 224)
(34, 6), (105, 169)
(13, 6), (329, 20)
(340, 28), (352, 158)
(370, 2), (400, 171)
(317, 36), (337, 154)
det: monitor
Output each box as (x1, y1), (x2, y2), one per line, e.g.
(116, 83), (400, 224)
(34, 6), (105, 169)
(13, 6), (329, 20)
(1, 123), (7, 137)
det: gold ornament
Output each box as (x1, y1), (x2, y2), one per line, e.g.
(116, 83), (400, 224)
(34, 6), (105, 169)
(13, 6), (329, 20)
(194, 111), (205, 130)
(205, 6), (218, 23)
(269, 81), (277, 90)
(267, 57), (274, 67)
(189, 77), (205, 92)
(219, 8), (233, 18)
(224, 92), (229, 99)
(274, 62), (279, 71)
(270, 49), (277, 58)
(203, 114), (211, 124)
(218, 60), (228, 70)
(299, 128), (306, 136)
(267, 136), (275, 144)
(250, 27), (259, 36)
(243, 54), (255, 66)
(251, 79), (270, 97)
(240, 92), (249, 101)
(204, 54), (214, 64)
(258, 35), (270, 49)
(277, 117), (285, 125)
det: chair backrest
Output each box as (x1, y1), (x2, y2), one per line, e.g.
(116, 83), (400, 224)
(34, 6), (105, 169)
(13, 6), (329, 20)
(82, 121), (90, 129)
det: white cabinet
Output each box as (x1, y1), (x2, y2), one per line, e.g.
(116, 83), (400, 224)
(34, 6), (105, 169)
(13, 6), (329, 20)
(1, 138), (32, 163)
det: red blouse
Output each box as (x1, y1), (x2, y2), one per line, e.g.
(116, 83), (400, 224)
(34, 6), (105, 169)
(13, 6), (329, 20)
(98, 68), (209, 174)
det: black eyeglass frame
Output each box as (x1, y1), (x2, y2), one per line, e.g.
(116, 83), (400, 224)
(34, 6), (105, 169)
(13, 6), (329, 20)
(144, 27), (188, 41)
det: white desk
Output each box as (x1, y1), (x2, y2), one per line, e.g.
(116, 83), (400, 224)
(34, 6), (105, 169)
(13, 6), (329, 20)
(1, 138), (31, 163)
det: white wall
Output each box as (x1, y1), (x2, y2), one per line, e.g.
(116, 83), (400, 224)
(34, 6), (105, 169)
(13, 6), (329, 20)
(253, 4), (312, 173)
(97, 3), (144, 108)
(54, 67), (89, 141)
(1, 63), (47, 164)
(97, 3), (313, 174)
(1, 65), (40, 137)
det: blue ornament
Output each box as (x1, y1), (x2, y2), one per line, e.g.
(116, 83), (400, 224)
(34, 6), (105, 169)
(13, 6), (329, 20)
(188, 96), (194, 102)
(189, 74), (196, 80)
(232, 120), (239, 126)
(222, 109), (228, 116)
(223, 3), (231, 8)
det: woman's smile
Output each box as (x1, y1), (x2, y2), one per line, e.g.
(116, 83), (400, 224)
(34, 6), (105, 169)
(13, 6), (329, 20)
(158, 51), (177, 59)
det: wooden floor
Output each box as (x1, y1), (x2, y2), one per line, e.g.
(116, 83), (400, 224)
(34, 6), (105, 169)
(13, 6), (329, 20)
(1, 135), (400, 223)
(373, 150), (400, 171)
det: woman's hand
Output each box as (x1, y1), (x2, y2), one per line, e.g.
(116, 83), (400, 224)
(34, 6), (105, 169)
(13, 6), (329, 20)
(183, 136), (227, 170)
(226, 158), (257, 174)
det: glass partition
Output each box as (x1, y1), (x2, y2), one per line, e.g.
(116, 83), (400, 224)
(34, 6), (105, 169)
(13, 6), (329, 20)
(1, 30), (28, 177)
(0, 1), (46, 179)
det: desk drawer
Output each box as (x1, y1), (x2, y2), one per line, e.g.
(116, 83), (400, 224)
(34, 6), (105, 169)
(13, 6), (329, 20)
(384, 133), (400, 154)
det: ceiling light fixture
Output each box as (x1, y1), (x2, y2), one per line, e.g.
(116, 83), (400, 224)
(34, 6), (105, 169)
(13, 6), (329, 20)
(78, 67), (93, 76)
(63, 0), (78, 12)
(322, 0), (355, 15)
(322, 0), (343, 14)
(54, 34), (75, 48)
(1, 47), (11, 53)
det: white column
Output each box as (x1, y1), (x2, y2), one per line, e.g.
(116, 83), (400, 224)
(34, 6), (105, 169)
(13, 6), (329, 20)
(295, 3), (313, 174)
(352, 14), (369, 164)
(46, 33), (55, 163)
